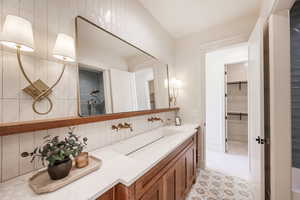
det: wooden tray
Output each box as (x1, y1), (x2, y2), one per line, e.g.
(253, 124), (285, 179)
(29, 156), (102, 194)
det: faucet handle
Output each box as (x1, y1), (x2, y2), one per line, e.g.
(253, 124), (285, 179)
(117, 123), (124, 129)
(124, 122), (133, 132)
(112, 125), (119, 131)
(148, 117), (154, 122)
(154, 117), (163, 122)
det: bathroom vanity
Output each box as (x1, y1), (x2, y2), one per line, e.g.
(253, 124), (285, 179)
(114, 134), (196, 200)
(97, 127), (198, 200)
(0, 124), (201, 200)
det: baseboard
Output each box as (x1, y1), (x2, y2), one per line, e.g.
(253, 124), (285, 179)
(198, 160), (206, 169)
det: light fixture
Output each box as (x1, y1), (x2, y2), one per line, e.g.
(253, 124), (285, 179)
(169, 78), (182, 106)
(53, 33), (76, 62)
(0, 15), (75, 115)
(1, 15), (34, 52)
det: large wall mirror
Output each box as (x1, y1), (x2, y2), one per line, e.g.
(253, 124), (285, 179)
(76, 16), (170, 117)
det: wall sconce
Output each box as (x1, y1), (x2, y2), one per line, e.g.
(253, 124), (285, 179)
(169, 78), (182, 106)
(0, 15), (75, 115)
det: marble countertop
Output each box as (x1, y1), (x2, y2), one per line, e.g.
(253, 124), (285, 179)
(0, 124), (199, 200)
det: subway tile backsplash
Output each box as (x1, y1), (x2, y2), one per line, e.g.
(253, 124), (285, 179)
(0, 111), (176, 182)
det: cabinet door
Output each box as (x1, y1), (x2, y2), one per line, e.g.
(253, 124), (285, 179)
(163, 167), (176, 200)
(186, 145), (196, 189)
(140, 180), (163, 200)
(175, 156), (187, 200)
(97, 188), (114, 200)
(163, 158), (187, 200)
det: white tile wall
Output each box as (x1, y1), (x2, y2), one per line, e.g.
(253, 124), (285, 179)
(0, 111), (175, 182)
(0, 0), (175, 183)
(2, 135), (19, 181)
(0, 0), (174, 123)
(19, 133), (35, 175)
(33, 130), (48, 170)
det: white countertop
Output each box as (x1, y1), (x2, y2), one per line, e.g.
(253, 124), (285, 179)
(0, 124), (199, 200)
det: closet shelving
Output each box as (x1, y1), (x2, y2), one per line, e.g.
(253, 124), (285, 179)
(227, 81), (248, 90)
(225, 61), (248, 152)
(226, 112), (248, 120)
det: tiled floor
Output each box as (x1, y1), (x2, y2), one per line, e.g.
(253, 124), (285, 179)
(186, 169), (253, 200)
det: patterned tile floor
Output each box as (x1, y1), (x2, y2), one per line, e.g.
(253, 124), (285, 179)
(186, 169), (253, 200)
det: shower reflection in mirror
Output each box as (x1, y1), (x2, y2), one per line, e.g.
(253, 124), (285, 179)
(78, 65), (108, 116)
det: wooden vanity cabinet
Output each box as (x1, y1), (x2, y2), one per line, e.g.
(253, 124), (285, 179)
(97, 133), (197, 200)
(139, 180), (164, 200)
(163, 156), (186, 200)
(97, 188), (115, 200)
(186, 145), (196, 189)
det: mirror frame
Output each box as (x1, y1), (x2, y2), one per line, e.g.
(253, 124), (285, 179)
(75, 15), (171, 117)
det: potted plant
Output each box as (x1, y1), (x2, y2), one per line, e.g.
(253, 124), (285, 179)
(21, 127), (88, 180)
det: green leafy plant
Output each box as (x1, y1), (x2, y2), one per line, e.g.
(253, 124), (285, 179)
(21, 127), (88, 167)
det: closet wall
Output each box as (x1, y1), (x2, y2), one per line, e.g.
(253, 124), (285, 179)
(225, 62), (248, 143)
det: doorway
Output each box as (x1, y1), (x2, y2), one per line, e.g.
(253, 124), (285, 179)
(225, 61), (248, 156)
(205, 43), (250, 180)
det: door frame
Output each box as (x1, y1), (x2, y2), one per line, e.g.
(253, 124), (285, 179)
(269, 9), (292, 200)
(266, 0), (295, 199)
(200, 35), (249, 168)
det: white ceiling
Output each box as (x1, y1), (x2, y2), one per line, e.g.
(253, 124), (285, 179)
(139, 0), (262, 38)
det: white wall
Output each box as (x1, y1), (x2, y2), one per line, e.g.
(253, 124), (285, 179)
(227, 62), (248, 82)
(135, 68), (154, 110)
(205, 44), (248, 151)
(174, 14), (257, 125)
(110, 69), (137, 112)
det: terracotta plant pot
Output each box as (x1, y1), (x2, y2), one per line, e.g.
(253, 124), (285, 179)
(47, 157), (72, 180)
(75, 152), (89, 168)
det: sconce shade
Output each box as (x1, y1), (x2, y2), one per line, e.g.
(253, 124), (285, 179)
(0, 15), (34, 52)
(53, 33), (75, 62)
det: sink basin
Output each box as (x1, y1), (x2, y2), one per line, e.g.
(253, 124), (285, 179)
(160, 127), (181, 137)
(109, 127), (183, 157)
